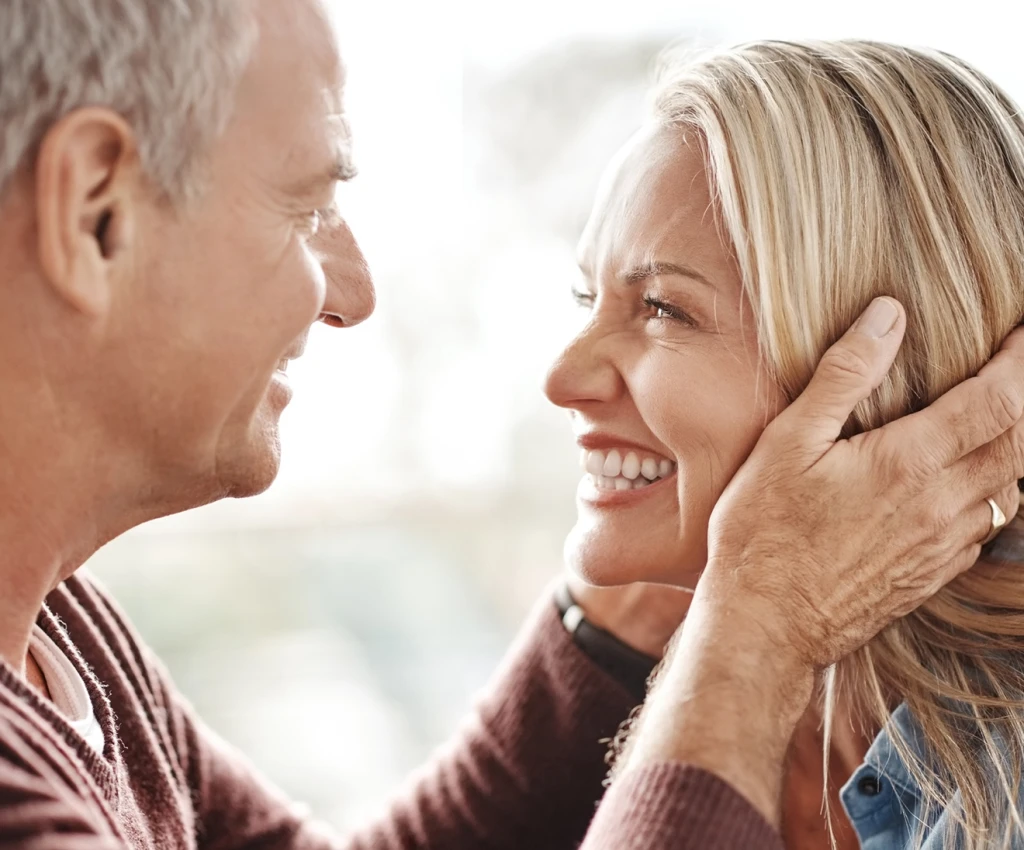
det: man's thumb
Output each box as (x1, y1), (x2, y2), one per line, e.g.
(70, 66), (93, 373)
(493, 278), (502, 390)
(781, 297), (906, 449)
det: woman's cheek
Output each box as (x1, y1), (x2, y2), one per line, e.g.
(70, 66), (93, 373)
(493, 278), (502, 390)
(632, 353), (774, 506)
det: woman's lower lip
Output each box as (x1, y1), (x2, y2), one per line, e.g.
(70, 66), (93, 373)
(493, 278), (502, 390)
(577, 472), (677, 506)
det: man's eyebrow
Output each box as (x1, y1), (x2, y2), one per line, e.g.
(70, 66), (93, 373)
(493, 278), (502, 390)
(622, 260), (715, 290)
(331, 155), (359, 183)
(292, 153), (359, 197)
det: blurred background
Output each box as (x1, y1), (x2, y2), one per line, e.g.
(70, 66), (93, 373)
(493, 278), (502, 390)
(87, 0), (1024, 834)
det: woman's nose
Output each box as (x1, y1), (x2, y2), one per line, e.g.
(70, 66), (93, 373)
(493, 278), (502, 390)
(544, 323), (624, 410)
(316, 217), (376, 329)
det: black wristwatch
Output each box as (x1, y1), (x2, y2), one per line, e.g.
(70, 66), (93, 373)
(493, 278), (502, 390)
(553, 583), (660, 703)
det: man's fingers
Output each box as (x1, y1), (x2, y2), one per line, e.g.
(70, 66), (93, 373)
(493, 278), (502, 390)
(967, 481), (1020, 544)
(899, 485), (1018, 612)
(951, 398), (1024, 502)
(931, 481), (1018, 557)
(933, 543), (985, 591)
(953, 419), (1024, 511)
(884, 325), (1024, 474)
(777, 297), (905, 451)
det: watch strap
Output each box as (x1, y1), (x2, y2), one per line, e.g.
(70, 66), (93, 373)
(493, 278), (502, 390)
(553, 583), (660, 703)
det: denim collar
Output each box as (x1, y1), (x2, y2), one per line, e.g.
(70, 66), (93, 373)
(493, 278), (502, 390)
(860, 702), (926, 800)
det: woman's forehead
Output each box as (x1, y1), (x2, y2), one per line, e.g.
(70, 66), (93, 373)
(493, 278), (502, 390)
(577, 125), (726, 281)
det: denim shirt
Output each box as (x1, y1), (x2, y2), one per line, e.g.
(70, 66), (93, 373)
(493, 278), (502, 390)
(841, 703), (940, 849)
(840, 703), (1022, 849)
(841, 528), (1024, 850)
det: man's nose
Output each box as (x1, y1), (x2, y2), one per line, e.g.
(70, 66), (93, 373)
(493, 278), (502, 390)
(316, 218), (375, 329)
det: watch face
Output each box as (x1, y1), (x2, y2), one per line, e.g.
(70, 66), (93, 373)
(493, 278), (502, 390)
(562, 605), (585, 634)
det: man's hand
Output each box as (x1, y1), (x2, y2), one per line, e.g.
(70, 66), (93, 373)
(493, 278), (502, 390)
(617, 297), (1024, 827)
(708, 297), (1022, 670)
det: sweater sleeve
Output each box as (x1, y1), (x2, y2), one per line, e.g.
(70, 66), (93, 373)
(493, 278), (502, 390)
(343, 593), (639, 849)
(173, 591), (784, 850)
(165, 591), (640, 850)
(580, 763), (784, 850)
(178, 595), (785, 850)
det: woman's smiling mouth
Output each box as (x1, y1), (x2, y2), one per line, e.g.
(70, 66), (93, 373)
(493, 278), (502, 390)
(577, 447), (678, 504)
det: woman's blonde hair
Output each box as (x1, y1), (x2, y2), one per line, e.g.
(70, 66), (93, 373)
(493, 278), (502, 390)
(651, 39), (1024, 849)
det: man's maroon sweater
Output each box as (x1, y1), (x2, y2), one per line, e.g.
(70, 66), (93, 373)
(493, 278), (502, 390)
(0, 572), (780, 849)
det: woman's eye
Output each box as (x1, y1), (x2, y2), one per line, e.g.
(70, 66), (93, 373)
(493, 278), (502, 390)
(643, 295), (695, 327)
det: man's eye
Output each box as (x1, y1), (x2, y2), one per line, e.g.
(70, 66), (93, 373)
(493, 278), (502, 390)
(571, 288), (596, 308)
(307, 210), (323, 238)
(300, 203), (341, 241)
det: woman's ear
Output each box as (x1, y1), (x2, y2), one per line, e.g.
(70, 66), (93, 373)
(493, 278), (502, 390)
(34, 107), (140, 318)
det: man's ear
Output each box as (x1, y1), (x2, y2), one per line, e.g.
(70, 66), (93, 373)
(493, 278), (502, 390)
(34, 108), (141, 318)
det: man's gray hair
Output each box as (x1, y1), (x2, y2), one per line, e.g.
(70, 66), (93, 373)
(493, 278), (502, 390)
(0, 0), (256, 201)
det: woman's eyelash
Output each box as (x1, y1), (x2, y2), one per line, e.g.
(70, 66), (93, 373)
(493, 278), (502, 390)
(643, 295), (696, 326)
(569, 288), (695, 327)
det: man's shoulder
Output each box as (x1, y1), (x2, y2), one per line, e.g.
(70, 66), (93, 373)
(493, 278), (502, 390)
(0, 711), (118, 845)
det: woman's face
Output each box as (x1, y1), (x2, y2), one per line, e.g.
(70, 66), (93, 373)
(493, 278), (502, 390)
(545, 124), (787, 587)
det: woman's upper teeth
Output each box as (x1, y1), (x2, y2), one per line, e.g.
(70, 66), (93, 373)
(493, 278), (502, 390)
(580, 448), (675, 480)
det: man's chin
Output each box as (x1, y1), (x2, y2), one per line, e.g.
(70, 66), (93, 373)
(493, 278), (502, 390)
(222, 445), (282, 499)
(214, 418), (284, 499)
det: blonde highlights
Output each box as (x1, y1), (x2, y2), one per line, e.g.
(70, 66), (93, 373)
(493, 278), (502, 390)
(652, 40), (1024, 848)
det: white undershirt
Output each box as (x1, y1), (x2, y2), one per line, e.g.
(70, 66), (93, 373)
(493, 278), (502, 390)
(28, 625), (105, 757)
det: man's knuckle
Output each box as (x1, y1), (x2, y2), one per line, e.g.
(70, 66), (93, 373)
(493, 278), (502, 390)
(822, 346), (873, 384)
(986, 383), (1024, 434)
(887, 441), (939, 484)
(930, 503), (961, 538)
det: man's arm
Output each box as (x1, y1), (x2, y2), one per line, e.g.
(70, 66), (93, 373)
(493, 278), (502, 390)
(153, 588), (640, 850)
(342, 592), (638, 849)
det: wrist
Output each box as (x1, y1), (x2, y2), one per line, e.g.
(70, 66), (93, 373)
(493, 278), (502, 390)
(621, 590), (814, 828)
(686, 574), (814, 721)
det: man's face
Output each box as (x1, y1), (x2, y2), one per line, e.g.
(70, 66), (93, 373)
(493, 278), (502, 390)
(108, 0), (374, 503)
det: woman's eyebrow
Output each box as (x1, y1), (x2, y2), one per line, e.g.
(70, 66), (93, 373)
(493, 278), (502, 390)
(622, 261), (715, 290)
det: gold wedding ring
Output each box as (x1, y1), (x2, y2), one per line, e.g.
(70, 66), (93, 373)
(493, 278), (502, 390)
(983, 497), (1008, 545)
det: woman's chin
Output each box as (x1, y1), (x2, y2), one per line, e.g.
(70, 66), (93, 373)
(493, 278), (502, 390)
(564, 526), (703, 589)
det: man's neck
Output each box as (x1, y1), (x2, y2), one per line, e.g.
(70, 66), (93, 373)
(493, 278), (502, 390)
(0, 386), (127, 683)
(0, 480), (89, 681)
